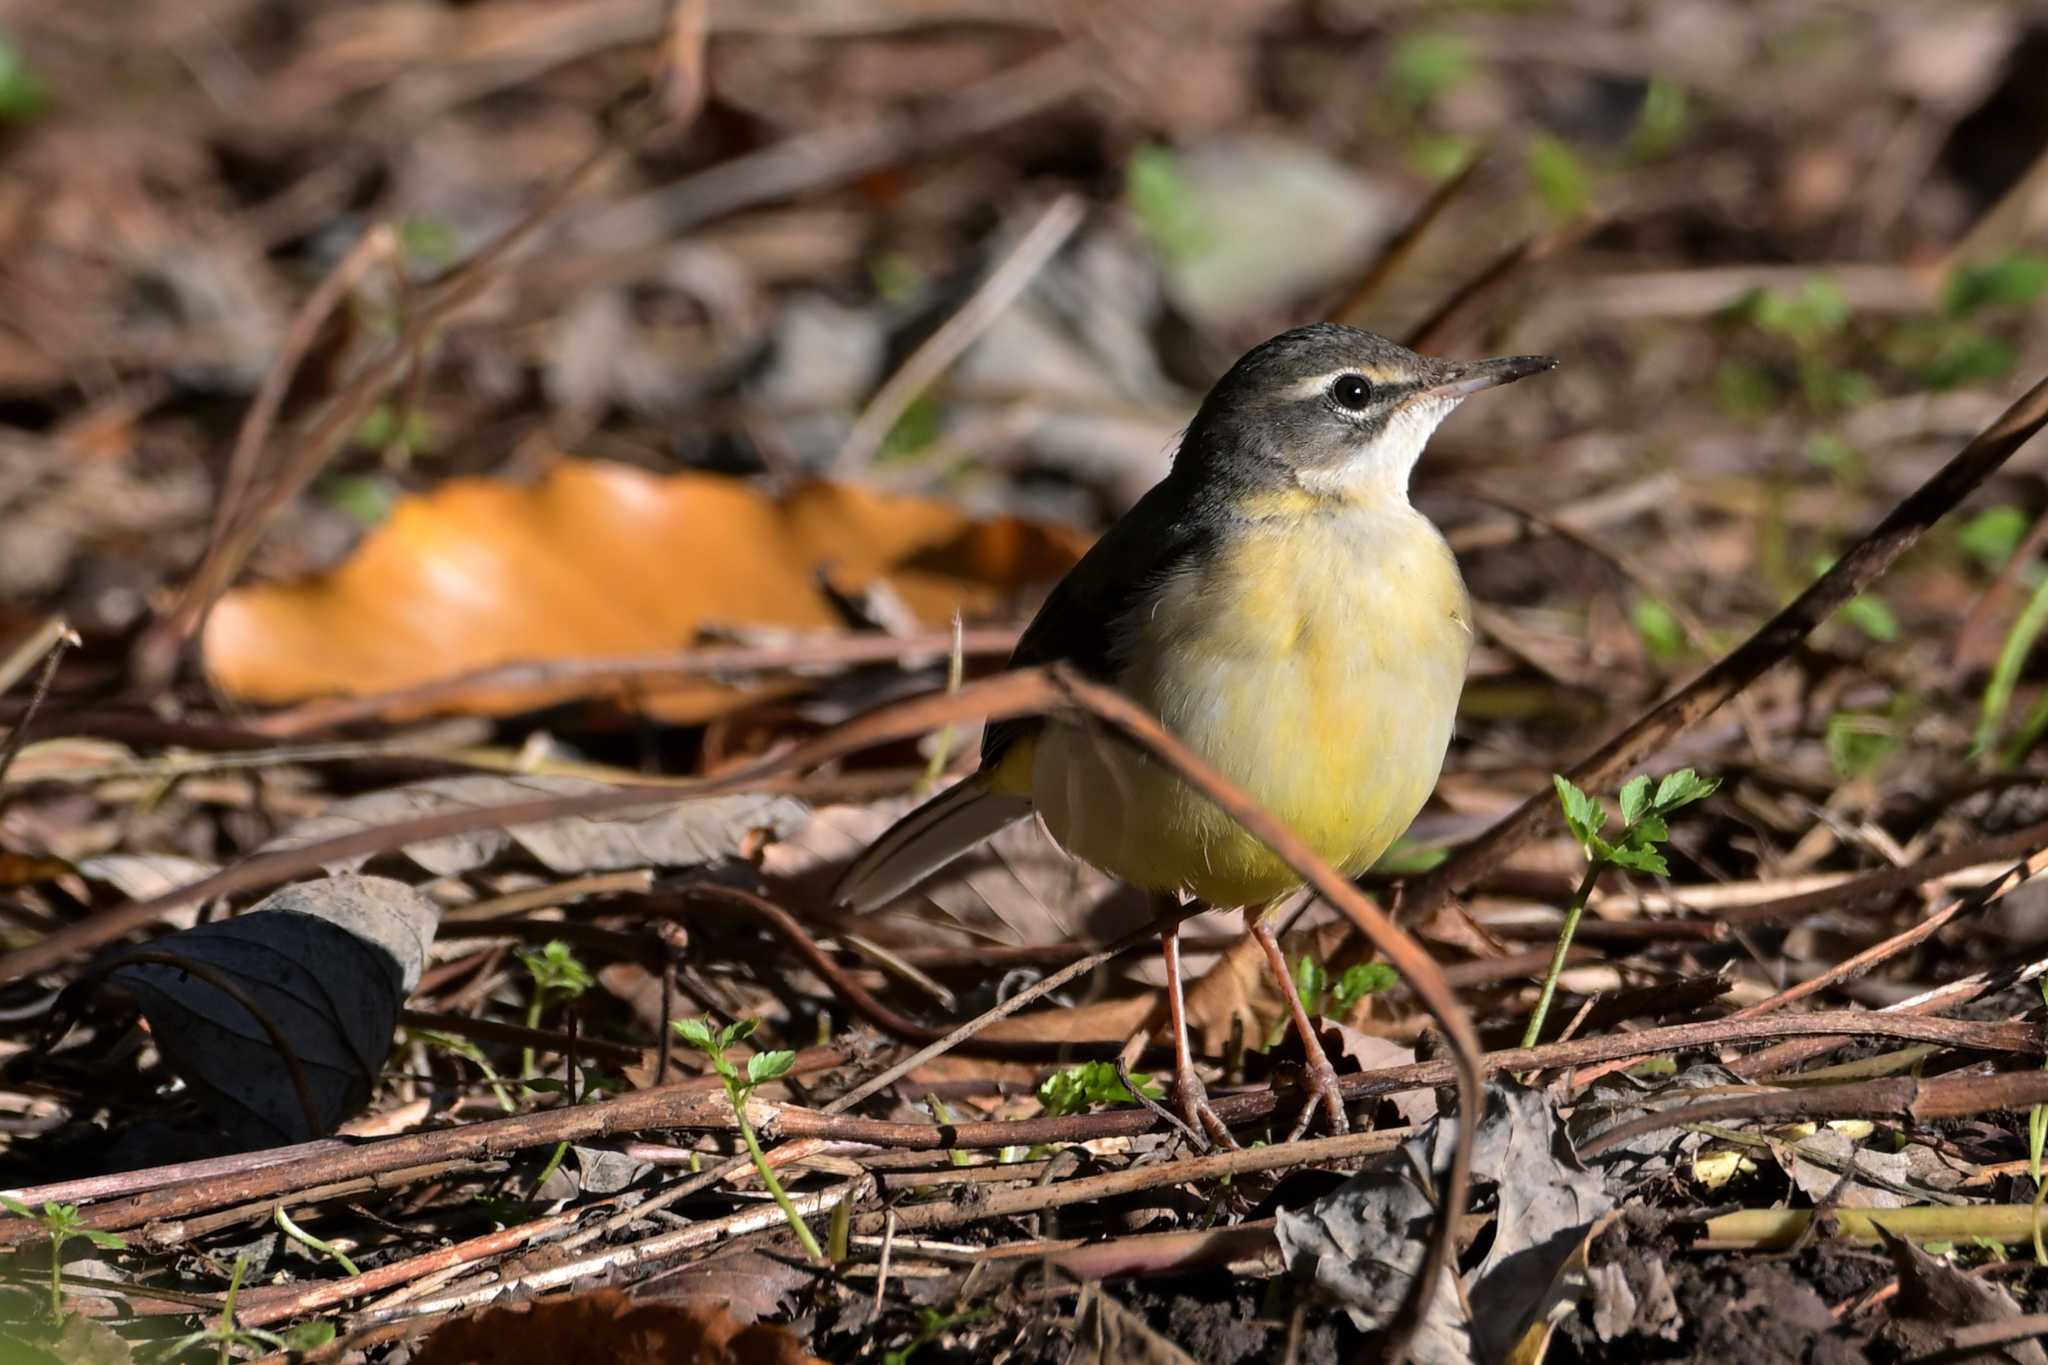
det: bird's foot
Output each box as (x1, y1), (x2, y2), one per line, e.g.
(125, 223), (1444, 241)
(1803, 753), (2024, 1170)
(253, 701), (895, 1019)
(1284, 1053), (1351, 1142)
(1170, 1065), (1240, 1151)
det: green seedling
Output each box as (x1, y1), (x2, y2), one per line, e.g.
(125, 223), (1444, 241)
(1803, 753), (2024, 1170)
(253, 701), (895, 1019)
(517, 940), (594, 1082)
(672, 1016), (821, 1261)
(1525, 133), (1592, 221)
(274, 1206), (359, 1277)
(1037, 1060), (1162, 1118)
(1125, 142), (1206, 264)
(884, 1306), (994, 1365)
(0, 1197), (127, 1321)
(1292, 956), (1399, 1023)
(409, 1028), (517, 1111)
(156, 1254), (334, 1361)
(1526, 769), (1719, 1048)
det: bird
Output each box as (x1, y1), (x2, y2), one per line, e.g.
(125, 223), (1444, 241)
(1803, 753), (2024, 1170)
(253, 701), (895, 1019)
(834, 323), (1555, 1145)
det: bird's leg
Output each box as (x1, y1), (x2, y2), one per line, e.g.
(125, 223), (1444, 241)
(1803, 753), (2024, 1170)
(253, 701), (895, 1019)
(1160, 917), (1238, 1150)
(1250, 917), (1349, 1139)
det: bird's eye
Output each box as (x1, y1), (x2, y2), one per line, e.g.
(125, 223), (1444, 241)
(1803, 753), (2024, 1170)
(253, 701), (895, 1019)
(1331, 374), (1374, 411)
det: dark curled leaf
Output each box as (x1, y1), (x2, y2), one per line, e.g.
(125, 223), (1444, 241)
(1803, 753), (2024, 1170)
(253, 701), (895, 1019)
(100, 874), (435, 1147)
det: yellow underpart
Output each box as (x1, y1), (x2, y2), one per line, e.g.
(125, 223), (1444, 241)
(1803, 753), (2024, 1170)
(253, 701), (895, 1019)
(1016, 493), (1471, 908)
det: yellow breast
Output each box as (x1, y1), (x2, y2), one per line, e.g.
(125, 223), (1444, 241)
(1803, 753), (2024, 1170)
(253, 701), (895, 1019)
(1023, 495), (1471, 907)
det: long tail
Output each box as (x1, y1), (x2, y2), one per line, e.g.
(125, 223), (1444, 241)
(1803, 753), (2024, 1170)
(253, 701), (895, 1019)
(833, 777), (1033, 913)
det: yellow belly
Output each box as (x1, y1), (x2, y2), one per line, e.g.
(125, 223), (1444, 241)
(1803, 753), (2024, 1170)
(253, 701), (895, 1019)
(1011, 499), (1471, 907)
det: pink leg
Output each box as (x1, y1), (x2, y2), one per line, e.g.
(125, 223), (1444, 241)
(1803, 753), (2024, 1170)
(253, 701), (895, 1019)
(1251, 918), (1349, 1139)
(1161, 923), (1238, 1150)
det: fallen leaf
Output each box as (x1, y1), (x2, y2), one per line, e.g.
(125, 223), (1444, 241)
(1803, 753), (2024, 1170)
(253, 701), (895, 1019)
(1067, 1287), (1197, 1365)
(645, 1246), (820, 1326)
(1568, 1063), (1738, 1179)
(1882, 1229), (2048, 1365)
(412, 1289), (826, 1365)
(1779, 1126), (1936, 1210)
(96, 874), (435, 1146)
(203, 461), (1087, 721)
(1277, 1081), (1615, 1363)
(262, 775), (807, 877)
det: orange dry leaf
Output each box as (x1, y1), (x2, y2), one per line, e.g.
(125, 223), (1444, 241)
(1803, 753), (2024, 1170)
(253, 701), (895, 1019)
(202, 460), (1086, 721)
(412, 1291), (825, 1365)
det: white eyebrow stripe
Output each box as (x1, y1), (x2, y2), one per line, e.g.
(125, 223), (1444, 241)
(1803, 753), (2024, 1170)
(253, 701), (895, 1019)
(1285, 369), (1359, 400)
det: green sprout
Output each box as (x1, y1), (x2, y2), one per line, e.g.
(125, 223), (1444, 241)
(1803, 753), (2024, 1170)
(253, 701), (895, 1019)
(884, 1306), (994, 1365)
(1525, 133), (1592, 221)
(1036, 1061), (1162, 1118)
(157, 1254), (335, 1360)
(1125, 142), (1207, 264)
(671, 1016), (821, 1261)
(0, 1197), (127, 1321)
(1526, 769), (1719, 1048)
(1293, 956), (1399, 1021)
(517, 940), (593, 1081)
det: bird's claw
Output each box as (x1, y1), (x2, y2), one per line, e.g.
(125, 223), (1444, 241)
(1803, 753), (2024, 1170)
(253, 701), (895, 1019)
(1171, 1069), (1240, 1151)
(1284, 1055), (1350, 1142)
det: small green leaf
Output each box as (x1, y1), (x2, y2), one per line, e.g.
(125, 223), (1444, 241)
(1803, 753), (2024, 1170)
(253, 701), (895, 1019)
(0, 33), (48, 124)
(747, 1050), (796, 1085)
(1333, 962), (1399, 1009)
(1551, 774), (1605, 847)
(1825, 711), (1899, 778)
(1605, 844), (1670, 876)
(1652, 769), (1718, 812)
(519, 941), (594, 999)
(1618, 775), (1652, 827)
(0, 1194), (31, 1218)
(1370, 837), (1448, 874)
(1944, 252), (2048, 317)
(1958, 505), (2029, 572)
(1385, 31), (1475, 112)
(1125, 143), (1207, 263)
(283, 1321), (338, 1352)
(1631, 597), (1687, 663)
(1294, 954), (1326, 1006)
(82, 1229), (129, 1250)
(1526, 133), (1591, 221)
(1626, 814), (1669, 847)
(720, 1018), (759, 1050)
(1037, 1061), (1161, 1117)
(1840, 593), (1900, 643)
(1625, 76), (1689, 162)
(673, 1017), (715, 1049)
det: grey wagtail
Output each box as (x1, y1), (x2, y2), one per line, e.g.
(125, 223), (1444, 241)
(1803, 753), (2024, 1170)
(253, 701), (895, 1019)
(836, 323), (1556, 1145)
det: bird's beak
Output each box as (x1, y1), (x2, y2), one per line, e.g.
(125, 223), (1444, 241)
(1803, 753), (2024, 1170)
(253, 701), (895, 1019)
(1429, 354), (1559, 399)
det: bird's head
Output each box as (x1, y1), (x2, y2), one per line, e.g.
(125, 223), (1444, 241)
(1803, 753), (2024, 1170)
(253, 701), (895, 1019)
(1177, 323), (1556, 501)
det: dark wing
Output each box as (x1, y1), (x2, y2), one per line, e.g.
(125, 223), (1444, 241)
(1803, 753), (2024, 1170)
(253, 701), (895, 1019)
(981, 478), (1208, 768)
